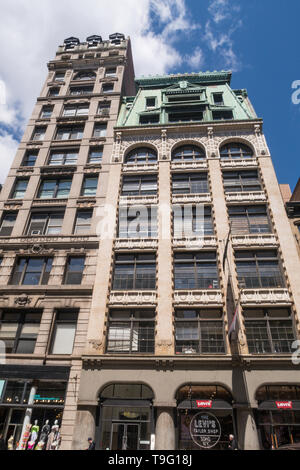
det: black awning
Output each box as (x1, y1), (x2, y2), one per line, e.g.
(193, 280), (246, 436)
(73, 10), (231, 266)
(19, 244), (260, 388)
(177, 399), (232, 411)
(101, 399), (152, 408)
(0, 365), (70, 381)
(258, 400), (300, 411)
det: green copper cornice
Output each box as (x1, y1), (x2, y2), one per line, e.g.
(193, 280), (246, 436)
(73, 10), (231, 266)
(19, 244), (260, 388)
(135, 71), (232, 88)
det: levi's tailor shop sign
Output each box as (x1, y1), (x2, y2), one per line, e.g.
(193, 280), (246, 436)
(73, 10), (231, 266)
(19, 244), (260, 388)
(190, 412), (221, 449)
(196, 400), (212, 409)
(276, 401), (293, 409)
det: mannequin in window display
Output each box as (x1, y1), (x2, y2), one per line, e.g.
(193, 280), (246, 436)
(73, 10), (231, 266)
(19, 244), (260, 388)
(27, 420), (39, 450)
(46, 421), (61, 450)
(7, 435), (14, 450)
(35, 420), (51, 450)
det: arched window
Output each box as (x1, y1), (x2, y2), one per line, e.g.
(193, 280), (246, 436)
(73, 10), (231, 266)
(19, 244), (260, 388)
(73, 71), (96, 81)
(220, 142), (253, 159)
(125, 147), (157, 165)
(172, 145), (206, 162)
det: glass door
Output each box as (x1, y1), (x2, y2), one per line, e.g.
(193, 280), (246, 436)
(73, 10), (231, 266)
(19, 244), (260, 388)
(110, 423), (140, 450)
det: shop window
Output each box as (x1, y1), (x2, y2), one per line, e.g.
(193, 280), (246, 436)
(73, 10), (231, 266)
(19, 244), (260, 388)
(121, 175), (157, 196)
(228, 205), (271, 234)
(220, 142), (253, 159)
(81, 176), (98, 196)
(64, 256), (85, 285)
(37, 178), (72, 199)
(235, 250), (285, 289)
(118, 207), (157, 239)
(175, 309), (225, 354)
(48, 149), (78, 166)
(73, 210), (93, 234)
(50, 310), (78, 355)
(244, 308), (296, 354)
(113, 253), (156, 290)
(88, 147), (103, 164)
(11, 179), (28, 199)
(10, 257), (53, 286)
(174, 251), (219, 290)
(22, 150), (38, 167)
(172, 173), (209, 195)
(223, 170), (262, 193)
(106, 309), (155, 354)
(0, 212), (17, 236)
(172, 145), (206, 161)
(0, 310), (42, 354)
(173, 206), (214, 238)
(26, 212), (64, 236)
(125, 147), (157, 165)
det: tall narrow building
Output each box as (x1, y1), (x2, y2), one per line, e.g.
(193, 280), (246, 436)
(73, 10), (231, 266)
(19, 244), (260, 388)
(1, 37), (300, 451)
(0, 34), (135, 450)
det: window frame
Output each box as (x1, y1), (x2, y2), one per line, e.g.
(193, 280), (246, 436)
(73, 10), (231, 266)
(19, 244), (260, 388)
(113, 253), (157, 291)
(0, 310), (42, 354)
(174, 251), (220, 290)
(235, 250), (285, 289)
(220, 143), (254, 159)
(125, 147), (157, 165)
(64, 256), (85, 285)
(10, 257), (53, 286)
(37, 178), (72, 199)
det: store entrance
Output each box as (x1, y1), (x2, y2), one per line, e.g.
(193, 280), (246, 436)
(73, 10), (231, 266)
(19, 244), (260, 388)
(110, 422), (140, 450)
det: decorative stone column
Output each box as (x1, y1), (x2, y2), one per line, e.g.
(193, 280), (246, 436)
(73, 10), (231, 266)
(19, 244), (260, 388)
(18, 382), (37, 450)
(236, 408), (260, 450)
(155, 407), (175, 450)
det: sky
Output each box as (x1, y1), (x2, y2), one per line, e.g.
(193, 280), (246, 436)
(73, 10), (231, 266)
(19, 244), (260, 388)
(0, 0), (299, 191)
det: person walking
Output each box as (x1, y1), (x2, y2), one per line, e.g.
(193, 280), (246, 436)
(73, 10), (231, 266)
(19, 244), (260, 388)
(228, 434), (238, 450)
(86, 437), (95, 450)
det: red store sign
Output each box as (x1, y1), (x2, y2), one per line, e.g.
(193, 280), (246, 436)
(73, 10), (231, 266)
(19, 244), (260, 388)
(196, 400), (212, 409)
(276, 401), (293, 409)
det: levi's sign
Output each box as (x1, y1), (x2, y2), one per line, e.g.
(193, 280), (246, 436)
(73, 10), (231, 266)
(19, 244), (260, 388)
(276, 401), (293, 409)
(196, 400), (212, 409)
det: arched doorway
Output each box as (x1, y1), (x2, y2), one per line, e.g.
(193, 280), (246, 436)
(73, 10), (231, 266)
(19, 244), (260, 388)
(97, 383), (154, 450)
(256, 384), (300, 450)
(176, 384), (236, 450)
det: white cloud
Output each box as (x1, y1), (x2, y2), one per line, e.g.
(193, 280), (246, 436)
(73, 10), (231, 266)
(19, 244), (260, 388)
(0, 132), (19, 183)
(185, 47), (205, 70)
(0, 0), (199, 183)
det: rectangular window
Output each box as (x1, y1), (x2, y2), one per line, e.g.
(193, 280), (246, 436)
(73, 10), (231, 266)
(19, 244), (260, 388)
(175, 309), (225, 354)
(81, 176), (98, 196)
(167, 94), (202, 103)
(73, 210), (93, 234)
(107, 309), (155, 354)
(174, 252), (219, 290)
(38, 179), (72, 199)
(69, 86), (93, 95)
(168, 111), (204, 123)
(172, 173), (208, 195)
(64, 257), (85, 285)
(50, 311), (78, 355)
(63, 105), (89, 116)
(118, 207), (157, 239)
(244, 308), (296, 354)
(48, 87), (59, 97)
(93, 123), (107, 138)
(97, 102), (110, 115)
(212, 93), (224, 105)
(56, 126), (84, 140)
(223, 170), (262, 193)
(40, 106), (53, 119)
(48, 149), (78, 166)
(88, 147), (103, 164)
(54, 72), (65, 82)
(0, 311), (42, 354)
(121, 175), (157, 196)
(174, 206), (214, 238)
(22, 151), (38, 167)
(102, 83), (114, 93)
(113, 253), (156, 290)
(11, 258), (53, 285)
(212, 110), (233, 120)
(235, 250), (285, 289)
(32, 127), (46, 141)
(105, 68), (117, 77)
(140, 114), (160, 125)
(0, 213), (17, 236)
(26, 212), (64, 235)
(11, 179), (28, 199)
(228, 206), (271, 234)
(146, 97), (156, 108)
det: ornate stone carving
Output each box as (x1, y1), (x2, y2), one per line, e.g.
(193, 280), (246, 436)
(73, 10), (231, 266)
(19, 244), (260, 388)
(225, 191), (266, 203)
(89, 340), (102, 351)
(174, 290), (223, 306)
(231, 234), (278, 247)
(240, 289), (291, 306)
(109, 291), (157, 306)
(15, 294), (32, 307)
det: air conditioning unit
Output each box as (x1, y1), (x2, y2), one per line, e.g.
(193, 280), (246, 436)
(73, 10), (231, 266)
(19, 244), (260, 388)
(31, 230), (41, 236)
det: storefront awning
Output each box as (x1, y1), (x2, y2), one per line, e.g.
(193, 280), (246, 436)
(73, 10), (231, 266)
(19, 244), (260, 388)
(0, 365), (70, 381)
(177, 399), (232, 411)
(258, 400), (300, 411)
(101, 399), (152, 407)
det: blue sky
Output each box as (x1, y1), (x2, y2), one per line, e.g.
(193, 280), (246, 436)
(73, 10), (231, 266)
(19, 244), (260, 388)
(0, 0), (299, 191)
